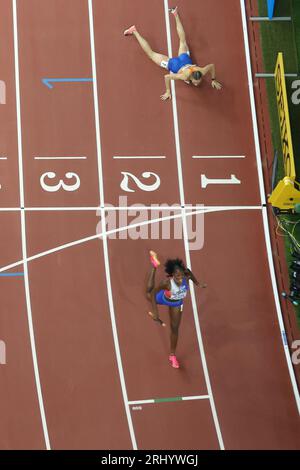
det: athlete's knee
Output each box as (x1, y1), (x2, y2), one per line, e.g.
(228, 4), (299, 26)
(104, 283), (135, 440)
(170, 323), (180, 334)
(180, 41), (188, 51)
(149, 51), (157, 61)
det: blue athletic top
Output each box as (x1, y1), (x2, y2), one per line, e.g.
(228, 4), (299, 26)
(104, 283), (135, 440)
(168, 53), (193, 74)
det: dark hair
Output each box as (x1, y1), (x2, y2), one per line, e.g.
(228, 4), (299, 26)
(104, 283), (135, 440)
(164, 258), (186, 276)
(192, 71), (202, 81)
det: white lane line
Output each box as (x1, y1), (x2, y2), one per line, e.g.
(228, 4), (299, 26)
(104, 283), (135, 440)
(113, 156), (166, 159)
(262, 207), (300, 413)
(240, 0), (300, 415)
(240, 0), (266, 206)
(163, 7), (185, 207)
(12, 0), (51, 449)
(183, 395), (210, 402)
(129, 400), (154, 405)
(163, 0), (225, 450)
(0, 157), (8, 160)
(0, 205), (262, 212)
(88, 0), (137, 450)
(0, 207), (21, 211)
(88, 0), (103, 207)
(193, 156), (245, 159)
(23, 206), (100, 211)
(34, 156), (87, 160)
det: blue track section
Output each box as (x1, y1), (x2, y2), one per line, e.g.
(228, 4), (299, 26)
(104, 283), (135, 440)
(42, 78), (93, 89)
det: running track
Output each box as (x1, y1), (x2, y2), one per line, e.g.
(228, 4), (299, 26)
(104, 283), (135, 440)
(0, 0), (299, 450)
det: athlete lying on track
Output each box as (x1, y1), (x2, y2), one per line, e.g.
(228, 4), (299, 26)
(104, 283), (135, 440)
(146, 251), (206, 369)
(124, 6), (222, 101)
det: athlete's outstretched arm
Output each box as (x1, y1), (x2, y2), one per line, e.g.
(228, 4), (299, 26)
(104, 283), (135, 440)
(200, 64), (222, 90)
(185, 268), (207, 288)
(161, 73), (187, 101)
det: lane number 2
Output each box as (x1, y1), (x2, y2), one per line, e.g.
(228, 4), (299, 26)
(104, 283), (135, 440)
(120, 171), (161, 192)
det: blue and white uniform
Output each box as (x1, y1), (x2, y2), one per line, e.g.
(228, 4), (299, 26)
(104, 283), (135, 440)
(155, 277), (189, 308)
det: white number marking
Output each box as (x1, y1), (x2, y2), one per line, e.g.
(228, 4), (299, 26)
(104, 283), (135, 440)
(40, 172), (81, 192)
(201, 174), (241, 189)
(120, 171), (160, 192)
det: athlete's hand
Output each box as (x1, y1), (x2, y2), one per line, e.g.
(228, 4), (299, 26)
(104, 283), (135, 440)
(160, 91), (171, 101)
(211, 79), (222, 90)
(148, 311), (166, 327)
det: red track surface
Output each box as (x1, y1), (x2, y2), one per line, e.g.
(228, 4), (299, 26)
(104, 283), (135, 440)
(0, 0), (299, 450)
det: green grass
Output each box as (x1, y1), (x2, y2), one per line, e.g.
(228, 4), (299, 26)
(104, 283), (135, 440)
(257, 0), (300, 325)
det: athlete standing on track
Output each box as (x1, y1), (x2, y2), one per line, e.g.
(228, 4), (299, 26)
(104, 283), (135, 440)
(146, 251), (205, 369)
(124, 6), (222, 101)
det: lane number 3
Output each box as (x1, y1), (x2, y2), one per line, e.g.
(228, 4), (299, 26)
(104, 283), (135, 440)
(40, 172), (81, 192)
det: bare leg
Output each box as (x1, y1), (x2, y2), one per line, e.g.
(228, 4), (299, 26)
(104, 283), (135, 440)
(132, 30), (169, 66)
(146, 267), (157, 300)
(171, 8), (189, 55)
(169, 306), (182, 354)
(146, 251), (160, 299)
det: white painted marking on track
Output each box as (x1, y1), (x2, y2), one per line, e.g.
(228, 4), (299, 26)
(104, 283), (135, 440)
(0, 157), (8, 160)
(163, 0), (225, 450)
(88, 0), (137, 450)
(23, 206), (100, 211)
(240, 0), (300, 414)
(182, 395), (210, 401)
(34, 156), (87, 160)
(0, 206), (263, 275)
(193, 155), (245, 159)
(113, 156), (166, 159)
(120, 171), (161, 192)
(201, 174), (241, 188)
(128, 395), (210, 405)
(0, 207), (21, 211)
(0, 205), (263, 212)
(128, 400), (154, 405)
(240, 1), (266, 205)
(12, 0), (51, 450)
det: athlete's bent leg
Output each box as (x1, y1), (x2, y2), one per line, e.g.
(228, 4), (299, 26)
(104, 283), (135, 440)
(170, 7), (189, 55)
(169, 306), (182, 355)
(125, 27), (169, 67)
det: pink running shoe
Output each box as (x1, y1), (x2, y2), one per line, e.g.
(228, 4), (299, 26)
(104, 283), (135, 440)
(169, 354), (180, 369)
(169, 6), (178, 16)
(149, 250), (160, 268)
(123, 25), (137, 36)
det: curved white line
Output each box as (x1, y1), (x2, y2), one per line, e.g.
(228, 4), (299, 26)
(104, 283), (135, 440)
(0, 206), (261, 275)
